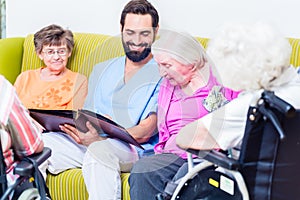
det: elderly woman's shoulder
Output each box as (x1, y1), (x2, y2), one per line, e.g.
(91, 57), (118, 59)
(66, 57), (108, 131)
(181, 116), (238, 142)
(66, 69), (88, 82)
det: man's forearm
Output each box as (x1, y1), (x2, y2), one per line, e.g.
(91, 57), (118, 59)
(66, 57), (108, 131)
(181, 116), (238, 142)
(127, 113), (157, 143)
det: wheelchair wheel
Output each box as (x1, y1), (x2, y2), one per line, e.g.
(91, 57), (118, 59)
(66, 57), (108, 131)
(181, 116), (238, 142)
(175, 169), (242, 200)
(17, 188), (40, 200)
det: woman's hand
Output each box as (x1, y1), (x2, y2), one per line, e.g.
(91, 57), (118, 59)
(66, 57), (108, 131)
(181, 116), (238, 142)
(60, 121), (105, 146)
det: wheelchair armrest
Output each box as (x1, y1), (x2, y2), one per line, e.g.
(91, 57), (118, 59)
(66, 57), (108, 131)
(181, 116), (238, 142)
(187, 149), (240, 170)
(14, 147), (52, 176)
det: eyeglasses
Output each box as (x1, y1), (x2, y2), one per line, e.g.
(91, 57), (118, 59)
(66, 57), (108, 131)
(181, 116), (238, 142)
(42, 48), (68, 57)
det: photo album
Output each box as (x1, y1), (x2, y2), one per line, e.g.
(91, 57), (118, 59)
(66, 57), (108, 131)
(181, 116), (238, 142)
(29, 109), (144, 149)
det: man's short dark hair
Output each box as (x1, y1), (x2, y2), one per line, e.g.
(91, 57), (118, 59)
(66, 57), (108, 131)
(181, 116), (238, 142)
(120, 0), (159, 31)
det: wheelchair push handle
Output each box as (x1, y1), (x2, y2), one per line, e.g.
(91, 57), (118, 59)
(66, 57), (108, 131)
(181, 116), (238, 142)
(258, 90), (296, 140)
(258, 105), (286, 140)
(262, 90), (296, 117)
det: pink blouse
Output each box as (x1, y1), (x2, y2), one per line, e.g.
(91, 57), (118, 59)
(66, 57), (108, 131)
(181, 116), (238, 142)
(154, 70), (240, 159)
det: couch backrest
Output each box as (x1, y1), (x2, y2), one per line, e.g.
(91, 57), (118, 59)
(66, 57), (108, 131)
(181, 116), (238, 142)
(288, 38), (300, 67)
(21, 33), (125, 78)
(196, 37), (300, 68)
(20, 33), (300, 78)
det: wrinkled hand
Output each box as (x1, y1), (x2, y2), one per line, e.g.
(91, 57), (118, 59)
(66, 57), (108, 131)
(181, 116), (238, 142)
(60, 121), (105, 146)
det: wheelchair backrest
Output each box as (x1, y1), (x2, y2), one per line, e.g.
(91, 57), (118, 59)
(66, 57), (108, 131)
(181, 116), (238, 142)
(238, 91), (300, 200)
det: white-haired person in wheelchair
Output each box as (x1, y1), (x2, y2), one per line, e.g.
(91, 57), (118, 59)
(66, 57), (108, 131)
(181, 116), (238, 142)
(128, 30), (240, 200)
(177, 21), (300, 159)
(0, 75), (44, 199)
(175, 22), (300, 198)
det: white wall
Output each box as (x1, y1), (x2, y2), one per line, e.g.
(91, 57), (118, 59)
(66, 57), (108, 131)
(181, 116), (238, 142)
(6, 0), (300, 38)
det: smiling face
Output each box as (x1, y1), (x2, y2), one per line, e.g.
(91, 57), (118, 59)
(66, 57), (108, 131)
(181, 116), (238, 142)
(154, 53), (195, 87)
(38, 44), (71, 74)
(121, 13), (157, 62)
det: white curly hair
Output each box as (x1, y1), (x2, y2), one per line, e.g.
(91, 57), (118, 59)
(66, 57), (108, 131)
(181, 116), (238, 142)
(207, 22), (292, 91)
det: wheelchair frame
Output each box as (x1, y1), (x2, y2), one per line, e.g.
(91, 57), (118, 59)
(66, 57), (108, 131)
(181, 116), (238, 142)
(0, 147), (51, 200)
(164, 90), (299, 200)
(169, 152), (249, 200)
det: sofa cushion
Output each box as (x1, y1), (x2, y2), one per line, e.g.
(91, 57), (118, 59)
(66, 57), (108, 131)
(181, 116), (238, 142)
(47, 169), (88, 200)
(289, 38), (300, 67)
(46, 169), (130, 200)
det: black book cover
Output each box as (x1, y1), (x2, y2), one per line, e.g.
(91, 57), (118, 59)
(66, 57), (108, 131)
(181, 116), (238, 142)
(29, 109), (143, 149)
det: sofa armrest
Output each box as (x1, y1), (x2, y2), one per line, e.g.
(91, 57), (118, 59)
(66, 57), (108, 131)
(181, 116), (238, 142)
(0, 37), (25, 84)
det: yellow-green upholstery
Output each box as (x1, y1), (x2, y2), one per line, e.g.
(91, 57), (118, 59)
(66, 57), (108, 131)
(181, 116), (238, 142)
(288, 38), (300, 67)
(46, 169), (130, 200)
(0, 33), (299, 200)
(0, 37), (24, 83)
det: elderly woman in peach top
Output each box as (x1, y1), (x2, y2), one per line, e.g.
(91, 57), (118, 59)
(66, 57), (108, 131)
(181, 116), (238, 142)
(14, 24), (87, 110)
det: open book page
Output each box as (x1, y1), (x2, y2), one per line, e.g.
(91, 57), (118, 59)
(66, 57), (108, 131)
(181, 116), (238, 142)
(29, 109), (144, 149)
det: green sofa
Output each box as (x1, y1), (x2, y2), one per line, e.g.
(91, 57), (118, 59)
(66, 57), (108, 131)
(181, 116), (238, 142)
(0, 33), (299, 200)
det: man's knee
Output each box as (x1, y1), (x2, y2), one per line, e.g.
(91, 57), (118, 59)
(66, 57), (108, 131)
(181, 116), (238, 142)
(85, 141), (119, 168)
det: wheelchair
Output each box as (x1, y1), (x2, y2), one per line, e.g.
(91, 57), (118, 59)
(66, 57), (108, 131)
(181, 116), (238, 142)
(157, 90), (300, 200)
(0, 147), (51, 200)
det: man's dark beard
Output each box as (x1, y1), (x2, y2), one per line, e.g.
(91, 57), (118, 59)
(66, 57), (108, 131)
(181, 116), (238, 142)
(122, 41), (152, 62)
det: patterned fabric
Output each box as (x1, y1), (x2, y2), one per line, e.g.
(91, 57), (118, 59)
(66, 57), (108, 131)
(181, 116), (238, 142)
(288, 38), (300, 67)
(46, 169), (131, 200)
(46, 169), (88, 200)
(0, 75), (43, 183)
(14, 68), (88, 110)
(202, 85), (230, 112)
(195, 37), (209, 48)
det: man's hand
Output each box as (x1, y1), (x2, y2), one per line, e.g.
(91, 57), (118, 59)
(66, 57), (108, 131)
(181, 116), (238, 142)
(59, 121), (105, 146)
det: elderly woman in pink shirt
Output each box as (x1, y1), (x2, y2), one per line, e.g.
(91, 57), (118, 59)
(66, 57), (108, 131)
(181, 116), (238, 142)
(129, 30), (240, 200)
